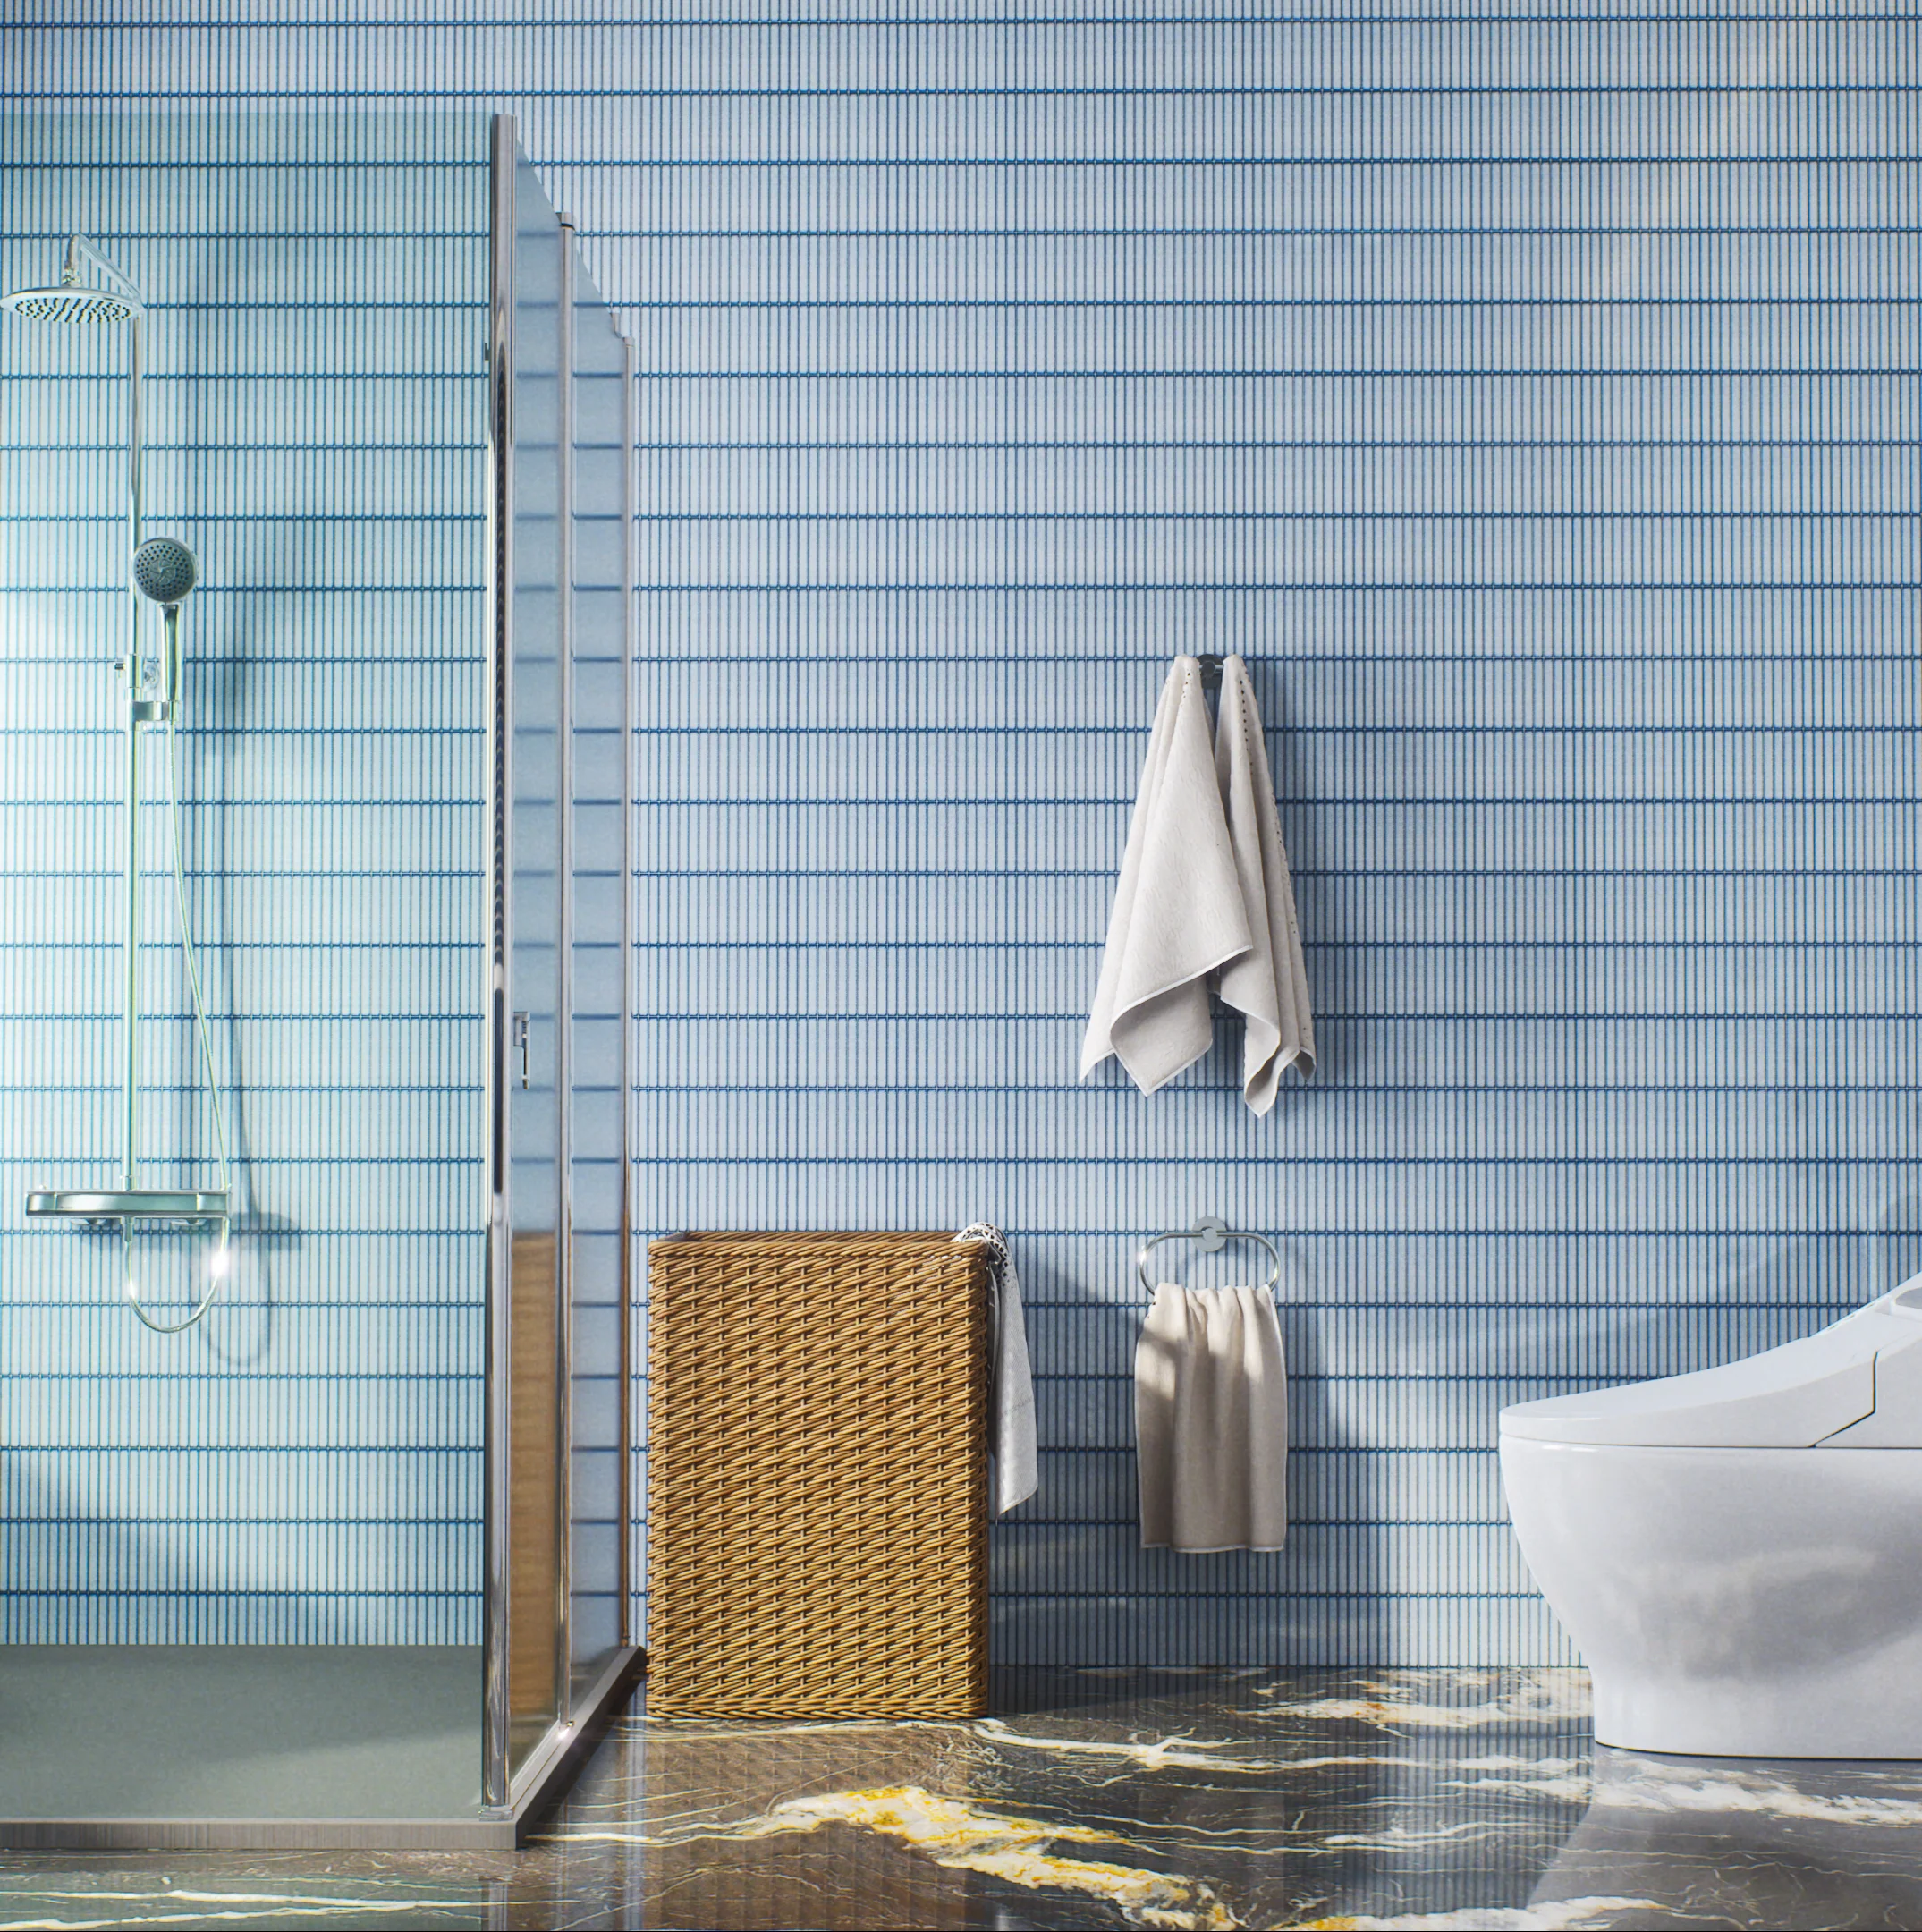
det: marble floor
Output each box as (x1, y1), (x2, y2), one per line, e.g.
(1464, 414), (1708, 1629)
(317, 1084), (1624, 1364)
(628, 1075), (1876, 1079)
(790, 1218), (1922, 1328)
(2, 1667), (1919, 1930)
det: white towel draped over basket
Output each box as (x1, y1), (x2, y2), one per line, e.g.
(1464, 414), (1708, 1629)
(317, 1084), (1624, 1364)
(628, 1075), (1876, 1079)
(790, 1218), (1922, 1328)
(956, 1222), (1037, 1519)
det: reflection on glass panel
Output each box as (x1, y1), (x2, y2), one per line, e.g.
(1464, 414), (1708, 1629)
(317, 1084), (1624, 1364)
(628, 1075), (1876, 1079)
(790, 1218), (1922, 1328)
(568, 258), (630, 1707)
(507, 144), (565, 1775)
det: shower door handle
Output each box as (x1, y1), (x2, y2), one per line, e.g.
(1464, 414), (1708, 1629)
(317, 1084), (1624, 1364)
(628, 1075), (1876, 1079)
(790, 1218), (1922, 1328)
(512, 1012), (530, 1089)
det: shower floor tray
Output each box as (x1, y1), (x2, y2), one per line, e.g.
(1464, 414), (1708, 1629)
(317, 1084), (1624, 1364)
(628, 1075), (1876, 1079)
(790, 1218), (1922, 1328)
(0, 1645), (503, 1849)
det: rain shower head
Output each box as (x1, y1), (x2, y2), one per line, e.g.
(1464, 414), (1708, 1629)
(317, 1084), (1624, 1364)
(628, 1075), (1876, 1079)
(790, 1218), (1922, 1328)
(1, 235), (147, 326)
(0, 284), (142, 325)
(133, 538), (197, 607)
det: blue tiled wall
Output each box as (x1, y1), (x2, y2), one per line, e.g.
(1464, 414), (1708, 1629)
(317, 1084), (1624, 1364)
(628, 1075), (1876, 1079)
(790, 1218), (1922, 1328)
(4, 11), (1915, 1663)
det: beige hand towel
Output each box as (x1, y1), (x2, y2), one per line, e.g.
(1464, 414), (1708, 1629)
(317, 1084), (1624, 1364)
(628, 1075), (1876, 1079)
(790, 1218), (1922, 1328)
(1080, 657), (1251, 1094)
(1213, 654), (1316, 1112)
(1136, 1282), (1288, 1552)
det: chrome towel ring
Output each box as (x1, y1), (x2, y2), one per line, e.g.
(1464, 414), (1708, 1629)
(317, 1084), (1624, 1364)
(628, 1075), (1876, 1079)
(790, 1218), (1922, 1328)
(1138, 1216), (1283, 1292)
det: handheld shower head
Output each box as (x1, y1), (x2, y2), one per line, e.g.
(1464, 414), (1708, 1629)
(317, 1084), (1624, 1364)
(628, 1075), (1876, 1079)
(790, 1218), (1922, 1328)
(132, 538), (197, 608)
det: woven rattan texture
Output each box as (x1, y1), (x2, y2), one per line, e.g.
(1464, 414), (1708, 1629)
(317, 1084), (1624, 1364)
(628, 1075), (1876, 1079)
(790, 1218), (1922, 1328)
(647, 1233), (989, 1718)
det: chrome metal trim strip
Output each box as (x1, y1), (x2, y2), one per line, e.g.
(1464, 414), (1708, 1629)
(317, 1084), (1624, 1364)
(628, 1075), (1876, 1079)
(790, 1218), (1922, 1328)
(0, 1817), (519, 1853)
(505, 1643), (641, 1822)
(555, 210), (578, 1727)
(481, 110), (517, 1815)
(618, 327), (636, 1649)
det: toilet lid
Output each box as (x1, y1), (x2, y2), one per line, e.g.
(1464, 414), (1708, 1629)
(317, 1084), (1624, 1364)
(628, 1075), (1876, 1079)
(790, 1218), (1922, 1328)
(1499, 1278), (1922, 1448)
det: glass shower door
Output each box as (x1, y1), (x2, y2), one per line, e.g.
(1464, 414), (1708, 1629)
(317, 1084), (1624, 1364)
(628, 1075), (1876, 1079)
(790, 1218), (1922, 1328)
(566, 258), (632, 1705)
(485, 118), (637, 1812)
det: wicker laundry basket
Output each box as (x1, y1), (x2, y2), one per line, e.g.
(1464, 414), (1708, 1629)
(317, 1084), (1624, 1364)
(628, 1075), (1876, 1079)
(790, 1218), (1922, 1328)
(646, 1231), (990, 1719)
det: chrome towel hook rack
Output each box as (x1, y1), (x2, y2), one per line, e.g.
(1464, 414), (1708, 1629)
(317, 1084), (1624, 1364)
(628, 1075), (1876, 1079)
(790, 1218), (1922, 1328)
(1138, 1216), (1283, 1292)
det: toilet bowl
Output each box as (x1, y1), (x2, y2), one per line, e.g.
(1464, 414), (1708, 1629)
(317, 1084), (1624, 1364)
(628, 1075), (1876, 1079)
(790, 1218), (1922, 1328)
(1500, 1275), (1922, 1758)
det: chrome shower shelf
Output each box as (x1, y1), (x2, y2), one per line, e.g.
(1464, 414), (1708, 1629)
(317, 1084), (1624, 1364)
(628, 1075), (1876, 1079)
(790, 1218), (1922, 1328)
(26, 1189), (228, 1227)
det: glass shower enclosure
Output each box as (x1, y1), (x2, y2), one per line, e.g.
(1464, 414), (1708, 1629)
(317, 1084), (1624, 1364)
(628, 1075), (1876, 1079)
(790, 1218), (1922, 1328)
(0, 110), (635, 1847)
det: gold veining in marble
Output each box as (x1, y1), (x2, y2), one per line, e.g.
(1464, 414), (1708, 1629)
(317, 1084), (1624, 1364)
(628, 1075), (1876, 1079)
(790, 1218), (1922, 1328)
(649, 1782), (1242, 1929)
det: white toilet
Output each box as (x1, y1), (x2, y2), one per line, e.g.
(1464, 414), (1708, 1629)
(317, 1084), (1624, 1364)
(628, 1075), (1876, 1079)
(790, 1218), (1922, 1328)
(1500, 1275), (1922, 1758)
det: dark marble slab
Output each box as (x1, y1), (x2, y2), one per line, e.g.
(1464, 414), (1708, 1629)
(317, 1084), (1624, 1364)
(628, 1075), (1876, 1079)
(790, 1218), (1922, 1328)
(0, 1669), (1918, 1929)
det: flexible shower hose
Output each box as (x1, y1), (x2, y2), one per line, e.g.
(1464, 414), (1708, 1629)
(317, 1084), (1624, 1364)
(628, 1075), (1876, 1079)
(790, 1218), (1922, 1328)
(122, 688), (232, 1334)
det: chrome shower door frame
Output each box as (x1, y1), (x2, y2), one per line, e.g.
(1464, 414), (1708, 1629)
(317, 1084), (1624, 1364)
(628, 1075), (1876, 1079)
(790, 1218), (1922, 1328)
(481, 113), (640, 1826)
(481, 109), (515, 1819)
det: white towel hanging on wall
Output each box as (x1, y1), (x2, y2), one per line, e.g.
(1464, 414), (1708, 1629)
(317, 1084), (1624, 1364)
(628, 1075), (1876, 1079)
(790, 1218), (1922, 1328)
(1079, 656), (1252, 1095)
(1214, 653), (1317, 1112)
(1082, 653), (1316, 1108)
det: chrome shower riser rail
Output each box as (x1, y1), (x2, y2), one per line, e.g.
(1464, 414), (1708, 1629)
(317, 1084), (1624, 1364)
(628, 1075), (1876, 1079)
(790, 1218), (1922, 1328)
(123, 309), (142, 1191)
(11, 236), (233, 1333)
